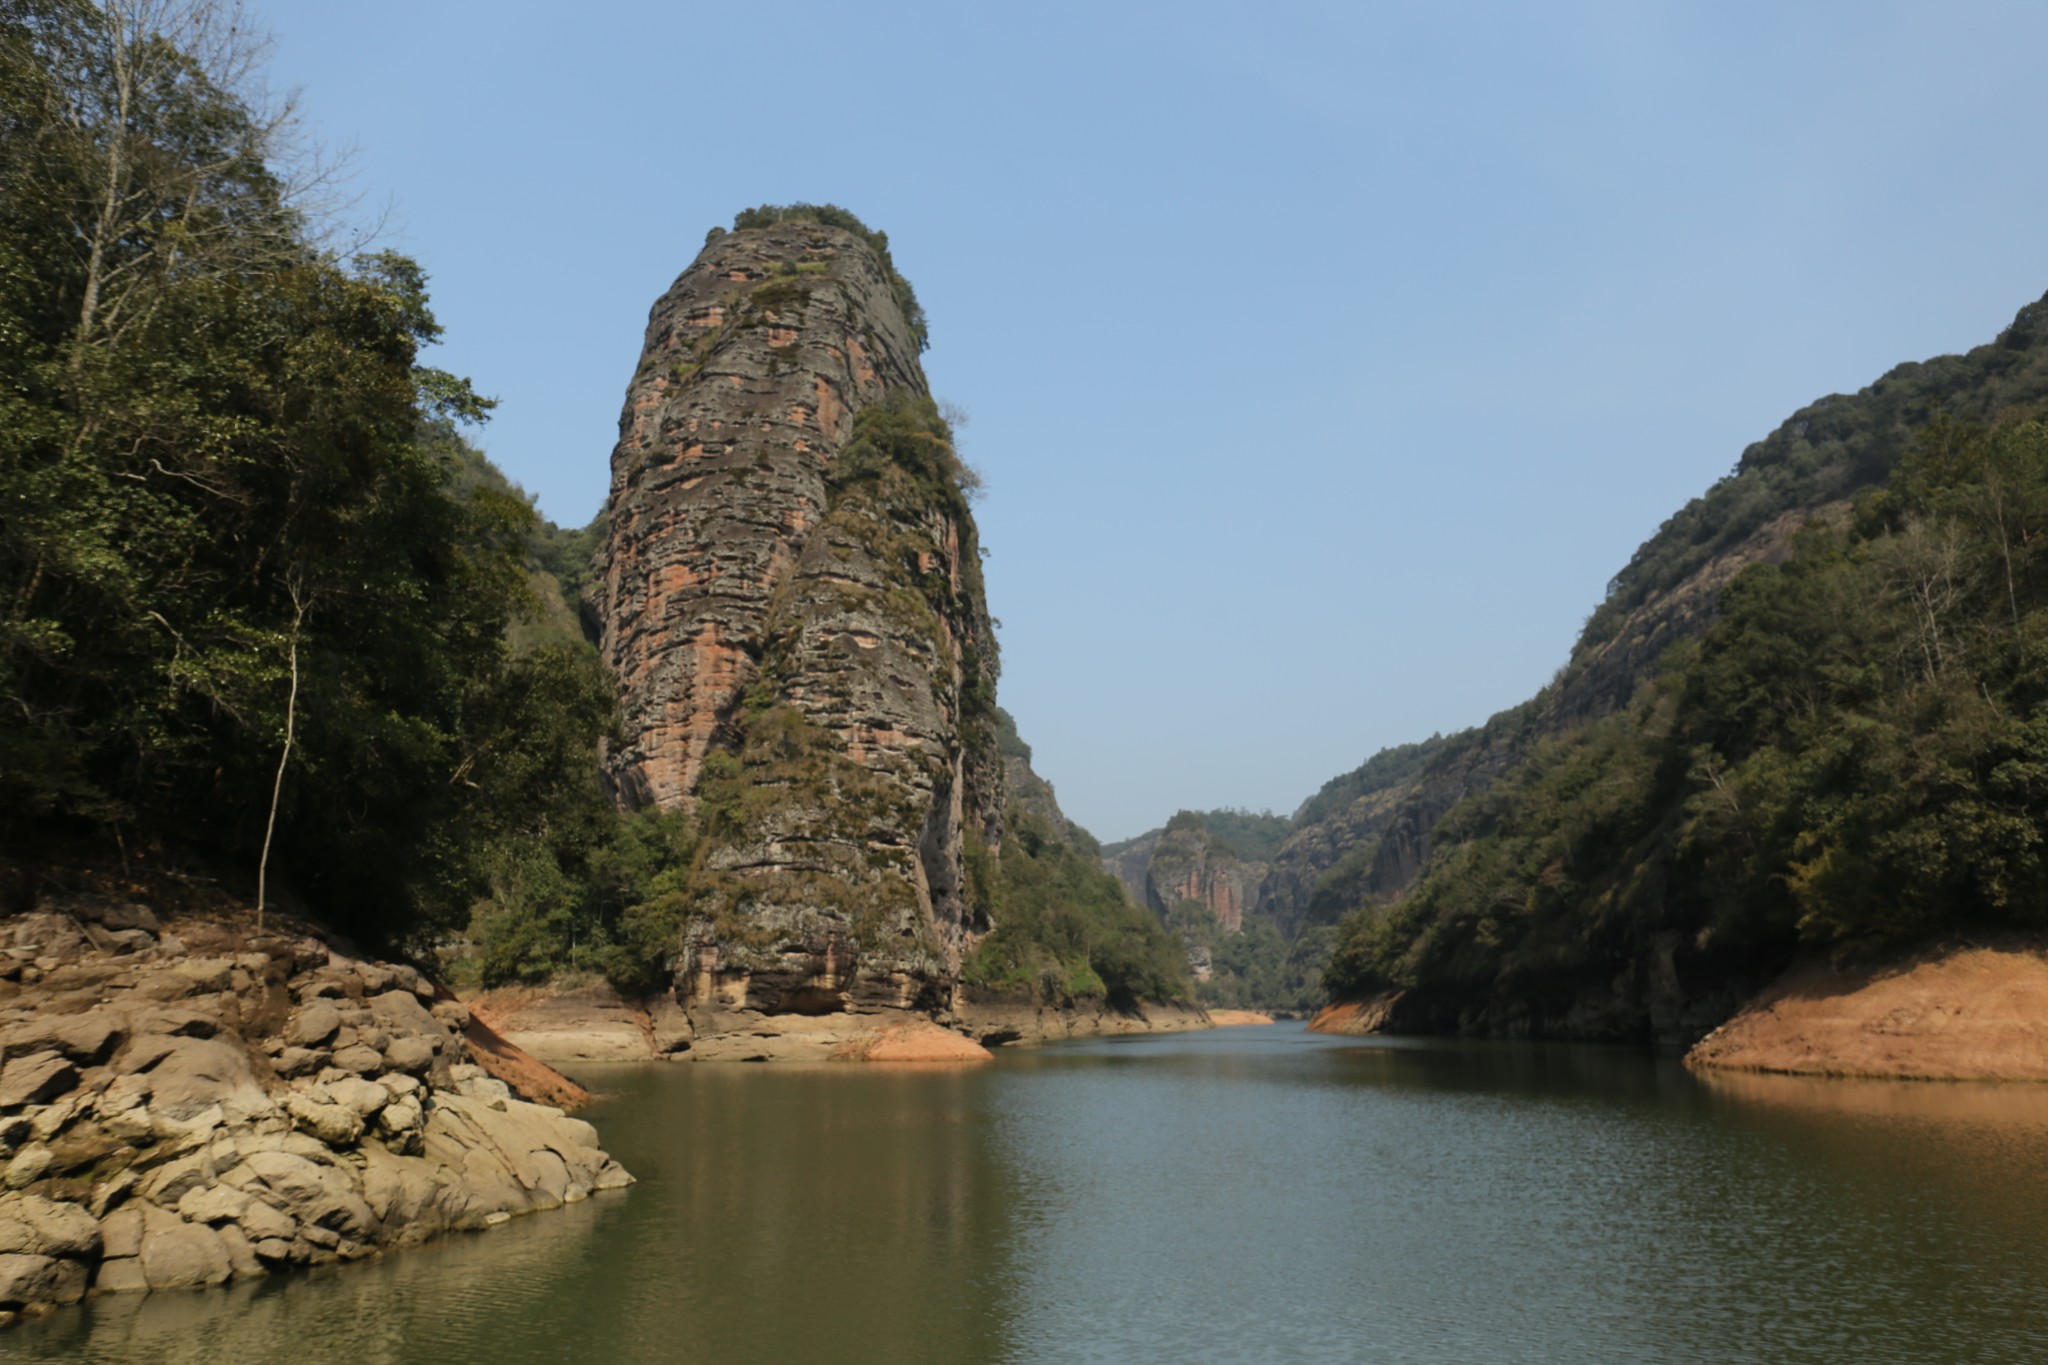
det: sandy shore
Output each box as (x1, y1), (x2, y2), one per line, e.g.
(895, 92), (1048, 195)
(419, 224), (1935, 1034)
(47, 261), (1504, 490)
(1206, 1010), (1274, 1027)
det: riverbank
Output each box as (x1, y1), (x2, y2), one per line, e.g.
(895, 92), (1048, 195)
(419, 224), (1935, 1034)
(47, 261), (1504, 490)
(0, 891), (631, 1325)
(1685, 937), (2048, 1080)
(1304, 993), (1406, 1038)
(467, 980), (1214, 1063)
(1306, 937), (2048, 1083)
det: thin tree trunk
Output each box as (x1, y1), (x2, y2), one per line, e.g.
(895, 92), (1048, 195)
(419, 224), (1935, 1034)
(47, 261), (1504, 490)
(256, 585), (305, 930)
(76, 10), (135, 360)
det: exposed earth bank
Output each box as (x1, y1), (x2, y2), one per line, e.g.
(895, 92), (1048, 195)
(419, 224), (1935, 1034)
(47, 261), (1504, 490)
(468, 980), (1212, 1063)
(1309, 937), (2048, 1083)
(1684, 937), (2048, 1080)
(0, 893), (631, 1326)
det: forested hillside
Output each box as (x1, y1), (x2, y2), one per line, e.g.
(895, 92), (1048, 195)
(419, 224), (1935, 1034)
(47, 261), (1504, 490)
(1317, 295), (2048, 1041)
(0, 1), (639, 955)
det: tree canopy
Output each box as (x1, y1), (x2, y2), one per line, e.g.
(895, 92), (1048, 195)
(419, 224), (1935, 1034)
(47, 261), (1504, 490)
(1327, 415), (2048, 1026)
(0, 0), (620, 954)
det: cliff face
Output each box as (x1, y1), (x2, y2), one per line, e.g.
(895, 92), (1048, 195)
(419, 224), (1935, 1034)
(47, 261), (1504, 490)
(596, 220), (932, 810)
(593, 215), (1000, 1034)
(1107, 822), (1265, 935)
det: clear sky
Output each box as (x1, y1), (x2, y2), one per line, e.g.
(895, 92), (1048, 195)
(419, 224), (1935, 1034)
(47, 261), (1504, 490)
(262, 0), (2048, 841)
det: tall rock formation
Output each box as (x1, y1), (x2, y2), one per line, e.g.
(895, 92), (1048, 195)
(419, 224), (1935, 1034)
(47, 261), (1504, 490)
(593, 210), (1000, 1034)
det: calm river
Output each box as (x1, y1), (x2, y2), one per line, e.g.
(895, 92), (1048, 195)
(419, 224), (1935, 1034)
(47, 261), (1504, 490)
(12, 1023), (2048, 1363)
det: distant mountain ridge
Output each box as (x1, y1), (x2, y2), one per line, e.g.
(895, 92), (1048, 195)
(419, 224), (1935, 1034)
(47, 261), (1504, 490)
(1113, 288), (2048, 1030)
(1300, 287), (2048, 1041)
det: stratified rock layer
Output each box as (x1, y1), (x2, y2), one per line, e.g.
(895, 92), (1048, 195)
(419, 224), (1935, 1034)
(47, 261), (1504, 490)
(595, 221), (1000, 1034)
(596, 224), (928, 812)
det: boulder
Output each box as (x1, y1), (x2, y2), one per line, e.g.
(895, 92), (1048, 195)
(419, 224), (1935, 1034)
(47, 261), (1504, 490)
(3, 1144), (54, 1190)
(177, 1184), (258, 1227)
(377, 1095), (423, 1135)
(0, 1251), (85, 1307)
(284, 1093), (363, 1147)
(322, 1077), (389, 1118)
(274, 1046), (323, 1077)
(213, 1221), (264, 1279)
(647, 993), (695, 1056)
(368, 990), (440, 1037)
(283, 1001), (342, 1049)
(124, 1035), (268, 1121)
(92, 1256), (148, 1294)
(329, 1044), (383, 1075)
(137, 1207), (232, 1290)
(98, 1206), (143, 1258)
(0, 1051), (77, 1108)
(0, 1194), (101, 1258)
(0, 1009), (126, 1065)
(239, 1150), (377, 1240)
(382, 1035), (436, 1075)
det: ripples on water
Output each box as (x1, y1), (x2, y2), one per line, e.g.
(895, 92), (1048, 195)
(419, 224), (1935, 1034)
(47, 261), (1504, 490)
(14, 1024), (2048, 1364)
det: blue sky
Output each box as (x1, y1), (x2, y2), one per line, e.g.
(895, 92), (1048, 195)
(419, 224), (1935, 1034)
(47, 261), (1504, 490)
(265, 0), (2048, 840)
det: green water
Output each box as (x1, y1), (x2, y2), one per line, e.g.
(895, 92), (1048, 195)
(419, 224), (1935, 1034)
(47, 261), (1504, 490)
(14, 1023), (2048, 1363)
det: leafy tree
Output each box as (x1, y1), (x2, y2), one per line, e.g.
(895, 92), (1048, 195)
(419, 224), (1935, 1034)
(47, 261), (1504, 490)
(0, 0), (621, 959)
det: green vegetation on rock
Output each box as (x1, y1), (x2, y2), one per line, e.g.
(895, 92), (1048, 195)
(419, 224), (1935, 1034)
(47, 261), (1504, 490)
(964, 810), (1191, 1007)
(731, 202), (930, 352)
(1584, 297), (2048, 652)
(1292, 737), (1466, 828)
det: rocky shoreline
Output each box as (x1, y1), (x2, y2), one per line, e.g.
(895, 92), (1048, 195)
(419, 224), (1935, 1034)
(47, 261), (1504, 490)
(467, 980), (1214, 1065)
(0, 895), (631, 1326)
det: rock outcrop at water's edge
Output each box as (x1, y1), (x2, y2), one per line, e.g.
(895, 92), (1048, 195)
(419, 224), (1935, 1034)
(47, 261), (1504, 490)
(952, 994), (1211, 1049)
(0, 895), (631, 1325)
(589, 214), (1005, 1052)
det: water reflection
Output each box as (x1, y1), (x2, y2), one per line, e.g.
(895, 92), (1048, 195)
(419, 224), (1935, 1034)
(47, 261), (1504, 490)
(13, 1028), (2048, 1365)
(596, 1063), (1019, 1362)
(11, 1063), (1020, 1365)
(11, 1195), (615, 1364)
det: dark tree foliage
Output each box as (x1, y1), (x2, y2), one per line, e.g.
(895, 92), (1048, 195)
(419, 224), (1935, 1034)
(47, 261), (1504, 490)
(1292, 733), (1468, 827)
(963, 809), (1192, 1007)
(1327, 416), (2048, 1014)
(0, 0), (624, 955)
(1584, 294), (2048, 651)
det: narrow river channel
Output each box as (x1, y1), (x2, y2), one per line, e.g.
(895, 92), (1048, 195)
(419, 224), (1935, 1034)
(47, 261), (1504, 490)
(14, 1023), (2048, 1363)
